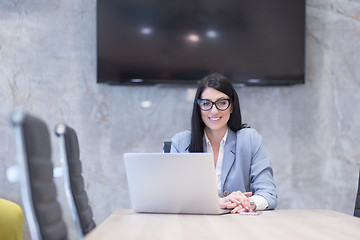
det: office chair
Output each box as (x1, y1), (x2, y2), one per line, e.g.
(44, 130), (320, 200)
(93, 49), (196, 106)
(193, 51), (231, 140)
(354, 170), (360, 217)
(54, 123), (96, 238)
(0, 198), (23, 240)
(10, 110), (67, 240)
(163, 141), (172, 153)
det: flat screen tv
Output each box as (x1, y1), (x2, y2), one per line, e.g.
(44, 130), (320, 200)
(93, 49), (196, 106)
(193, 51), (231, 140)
(97, 0), (305, 86)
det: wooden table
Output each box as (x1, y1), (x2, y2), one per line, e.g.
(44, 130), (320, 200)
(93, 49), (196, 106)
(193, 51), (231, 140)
(84, 209), (360, 240)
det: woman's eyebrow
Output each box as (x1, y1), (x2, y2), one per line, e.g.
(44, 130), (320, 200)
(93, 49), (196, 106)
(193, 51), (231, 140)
(212, 97), (229, 101)
(201, 96), (228, 100)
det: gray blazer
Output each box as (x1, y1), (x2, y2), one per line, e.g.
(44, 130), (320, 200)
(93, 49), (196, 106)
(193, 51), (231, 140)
(171, 128), (277, 210)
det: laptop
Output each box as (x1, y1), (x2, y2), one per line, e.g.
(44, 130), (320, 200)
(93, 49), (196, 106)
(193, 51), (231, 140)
(123, 153), (230, 215)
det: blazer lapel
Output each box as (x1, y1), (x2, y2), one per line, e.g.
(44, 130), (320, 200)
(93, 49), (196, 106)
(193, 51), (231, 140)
(221, 129), (236, 192)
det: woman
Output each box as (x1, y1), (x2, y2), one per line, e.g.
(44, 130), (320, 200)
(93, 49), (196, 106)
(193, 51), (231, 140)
(171, 73), (277, 213)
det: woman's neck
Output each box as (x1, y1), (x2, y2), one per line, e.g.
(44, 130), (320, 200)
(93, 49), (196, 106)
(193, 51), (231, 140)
(205, 127), (228, 167)
(205, 127), (228, 145)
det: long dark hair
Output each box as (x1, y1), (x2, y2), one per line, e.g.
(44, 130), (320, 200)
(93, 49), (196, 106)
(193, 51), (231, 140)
(188, 73), (247, 152)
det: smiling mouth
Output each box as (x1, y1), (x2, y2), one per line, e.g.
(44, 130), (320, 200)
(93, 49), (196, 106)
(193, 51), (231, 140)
(209, 117), (221, 121)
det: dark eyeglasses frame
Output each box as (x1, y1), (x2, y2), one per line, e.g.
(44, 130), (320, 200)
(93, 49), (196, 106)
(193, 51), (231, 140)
(196, 98), (232, 111)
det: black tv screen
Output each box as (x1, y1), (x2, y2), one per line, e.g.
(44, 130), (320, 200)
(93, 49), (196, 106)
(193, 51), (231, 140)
(97, 0), (305, 86)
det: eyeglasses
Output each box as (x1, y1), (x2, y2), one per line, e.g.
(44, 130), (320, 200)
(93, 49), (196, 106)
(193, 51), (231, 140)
(197, 98), (232, 111)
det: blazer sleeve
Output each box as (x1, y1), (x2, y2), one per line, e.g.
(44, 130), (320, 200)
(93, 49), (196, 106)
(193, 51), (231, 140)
(248, 130), (277, 209)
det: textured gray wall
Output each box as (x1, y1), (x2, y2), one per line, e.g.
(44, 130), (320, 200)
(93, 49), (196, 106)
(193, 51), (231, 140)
(1, 1), (360, 239)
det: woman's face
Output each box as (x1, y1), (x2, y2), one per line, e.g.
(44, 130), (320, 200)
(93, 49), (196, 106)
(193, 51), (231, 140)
(199, 87), (232, 134)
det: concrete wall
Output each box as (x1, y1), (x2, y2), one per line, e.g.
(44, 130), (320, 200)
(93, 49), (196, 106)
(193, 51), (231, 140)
(1, 0), (359, 239)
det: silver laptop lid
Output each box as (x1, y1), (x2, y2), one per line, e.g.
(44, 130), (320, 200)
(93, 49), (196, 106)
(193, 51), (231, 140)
(123, 153), (225, 214)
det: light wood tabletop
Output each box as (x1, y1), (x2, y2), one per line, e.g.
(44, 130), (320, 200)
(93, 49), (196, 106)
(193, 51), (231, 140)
(84, 209), (360, 240)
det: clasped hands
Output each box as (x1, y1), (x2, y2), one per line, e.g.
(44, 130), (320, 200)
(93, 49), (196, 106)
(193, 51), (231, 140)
(219, 191), (253, 214)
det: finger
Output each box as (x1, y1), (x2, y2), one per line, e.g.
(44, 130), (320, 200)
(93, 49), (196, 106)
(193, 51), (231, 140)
(244, 192), (253, 197)
(226, 192), (251, 210)
(233, 191), (248, 201)
(219, 198), (227, 208)
(228, 193), (250, 211)
(235, 207), (246, 214)
(231, 205), (245, 214)
(220, 200), (230, 208)
(238, 198), (251, 211)
(230, 193), (249, 207)
(243, 197), (252, 210)
(223, 201), (237, 209)
(227, 196), (241, 205)
(231, 206), (240, 214)
(237, 207), (246, 214)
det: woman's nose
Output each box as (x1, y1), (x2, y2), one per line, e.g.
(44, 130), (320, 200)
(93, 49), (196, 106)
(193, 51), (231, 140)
(210, 105), (219, 113)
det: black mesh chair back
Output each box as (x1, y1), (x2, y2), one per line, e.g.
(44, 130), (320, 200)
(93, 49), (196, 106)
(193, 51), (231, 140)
(355, 170), (360, 217)
(10, 110), (67, 240)
(163, 141), (172, 153)
(54, 123), (96, 238)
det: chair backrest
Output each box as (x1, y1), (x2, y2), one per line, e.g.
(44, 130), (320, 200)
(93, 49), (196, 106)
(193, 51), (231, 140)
(54, 123), (96, 238)
(10, 110), (67, 240)
(163, 141), (172, 153)
(355, 170), (360, 217)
